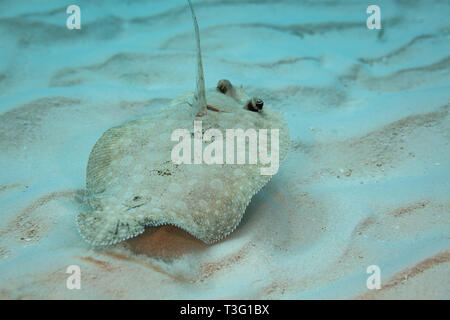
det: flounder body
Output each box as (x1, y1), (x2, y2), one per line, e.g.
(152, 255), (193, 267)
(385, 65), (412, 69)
(77, 1), (290, 246)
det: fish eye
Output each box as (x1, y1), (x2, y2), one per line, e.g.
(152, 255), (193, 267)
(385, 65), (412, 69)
(255, 99), (264, 109)
(217, 79), (233, 94)
(244, 98), (264, 113)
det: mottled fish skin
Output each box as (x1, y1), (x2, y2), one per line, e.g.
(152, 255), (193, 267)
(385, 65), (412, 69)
(77, 0), (290, 246)
(77, 89), (290, 246)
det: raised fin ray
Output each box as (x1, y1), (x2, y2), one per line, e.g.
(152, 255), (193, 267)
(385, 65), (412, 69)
(187, 0), (207, 116)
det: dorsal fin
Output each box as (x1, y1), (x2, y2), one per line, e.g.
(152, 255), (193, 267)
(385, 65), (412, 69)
(187, 0), (207, 117)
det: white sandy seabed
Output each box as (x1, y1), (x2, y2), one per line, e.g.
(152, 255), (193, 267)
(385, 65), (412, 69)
(0, 0), (449, 299)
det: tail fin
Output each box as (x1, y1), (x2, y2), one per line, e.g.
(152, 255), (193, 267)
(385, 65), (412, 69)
(187, 0), (207, 117)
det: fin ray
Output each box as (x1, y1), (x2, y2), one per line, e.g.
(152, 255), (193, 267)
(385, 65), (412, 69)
(187, 0), (207, 116)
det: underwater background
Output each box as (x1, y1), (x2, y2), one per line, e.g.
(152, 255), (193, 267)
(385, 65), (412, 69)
(0, 0), (449, 299)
